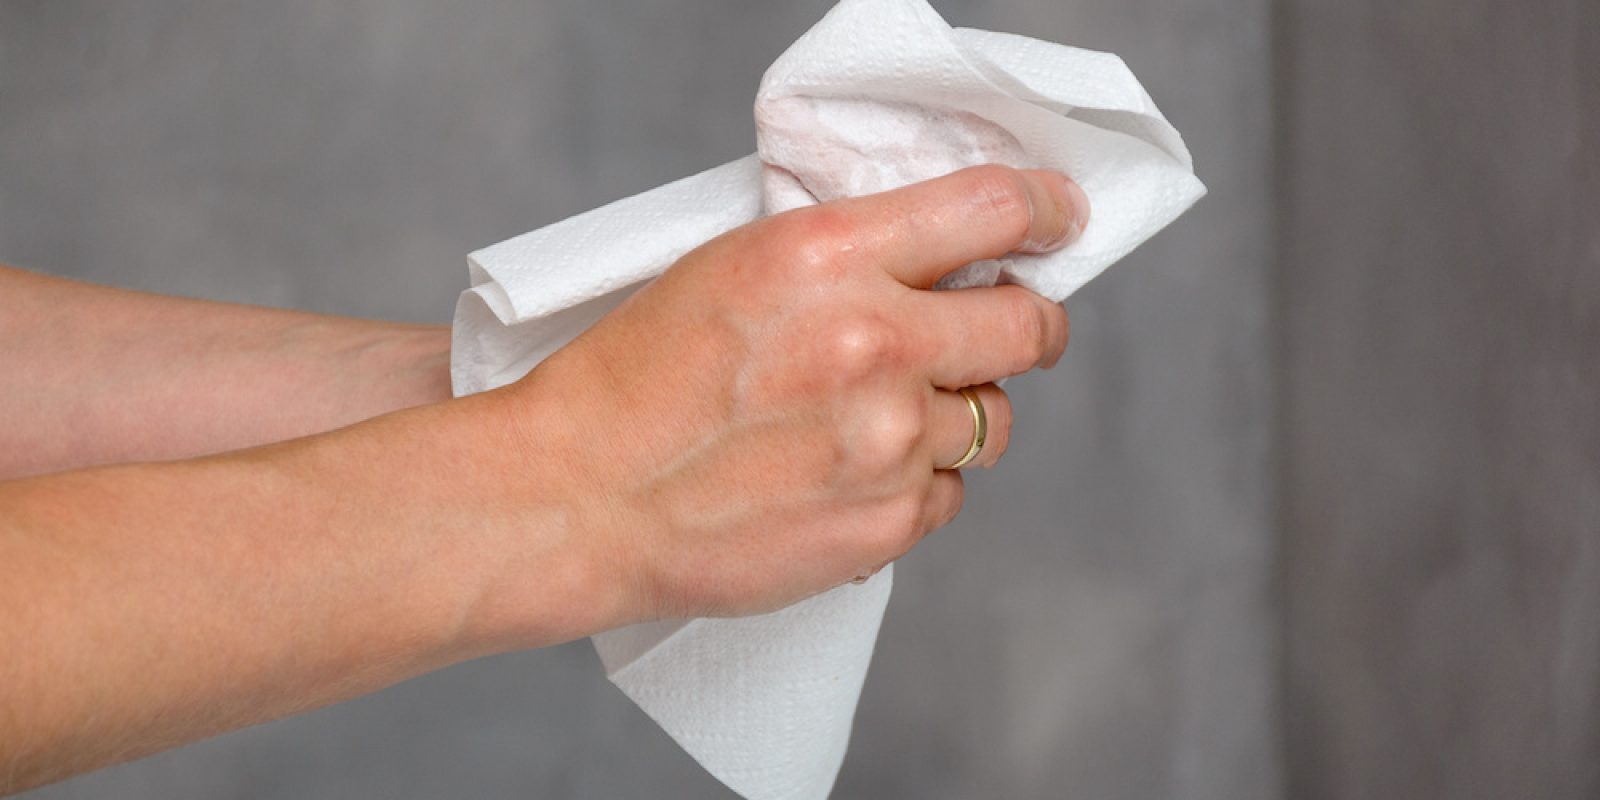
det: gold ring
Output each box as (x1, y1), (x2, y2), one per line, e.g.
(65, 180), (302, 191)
(941, 386), (987, 470)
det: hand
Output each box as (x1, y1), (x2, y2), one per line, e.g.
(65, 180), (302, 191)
(507, 165), (1087, 625)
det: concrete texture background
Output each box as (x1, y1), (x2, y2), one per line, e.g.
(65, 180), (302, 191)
(1276, 0), (1600, 797)
(9, 0), (1591, 797)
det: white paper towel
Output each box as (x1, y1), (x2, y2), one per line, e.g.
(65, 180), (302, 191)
(450, 1), (1204, 797)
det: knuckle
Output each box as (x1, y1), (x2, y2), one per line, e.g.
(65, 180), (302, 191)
(823, 314), (903, 379)
(963, 165), (1033, 243)
(941, 477), (966, 525)
(876, 494), (927, 552)
(1003, 292), (1050, 372)
(779, 206), (859, 281)
(856, 397), (926, 471)
(1041, 301), (1069, 366)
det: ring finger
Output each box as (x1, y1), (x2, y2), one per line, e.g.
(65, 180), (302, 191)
(928, 382), (1011, 470)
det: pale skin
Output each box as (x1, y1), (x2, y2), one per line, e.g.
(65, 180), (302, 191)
(0, 165), (1087, 794)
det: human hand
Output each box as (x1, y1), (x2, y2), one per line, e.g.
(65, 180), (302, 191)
(501, 165), (1087, 627)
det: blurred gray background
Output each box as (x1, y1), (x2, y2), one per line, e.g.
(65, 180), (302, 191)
(0, 0), (1591, 798)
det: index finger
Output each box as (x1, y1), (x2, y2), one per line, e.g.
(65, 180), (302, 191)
(822, 164), (1090, 289)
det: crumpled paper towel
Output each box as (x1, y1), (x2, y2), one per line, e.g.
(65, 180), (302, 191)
(450, 0), (1204, 797)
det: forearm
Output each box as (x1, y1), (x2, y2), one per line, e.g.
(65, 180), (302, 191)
(0, 264), (452, 479)
(0, 385), (621, 794)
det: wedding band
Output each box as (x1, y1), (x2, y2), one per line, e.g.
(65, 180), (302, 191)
(942, 386), (988, 470)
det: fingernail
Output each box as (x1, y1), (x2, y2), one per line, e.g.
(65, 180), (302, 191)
(1020, 171), (1090, 253)
(1061, 176), (1090, 242)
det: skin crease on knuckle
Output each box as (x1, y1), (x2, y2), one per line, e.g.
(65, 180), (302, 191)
(1002, 289), (1051, 375)
(963, 165), (1035, 246)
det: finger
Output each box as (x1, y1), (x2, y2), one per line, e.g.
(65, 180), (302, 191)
(822, 164), (1090, 289)
(921, 469), (966, 533)
(911, 284), (1070, 388)
(850, 469), (966, 586)
(929, 383), (1011, 470)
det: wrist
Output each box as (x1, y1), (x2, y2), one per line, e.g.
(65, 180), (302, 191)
(281, 378), (637, 663)
(456, 380), (646, 652)
(352, 322), (454, 410)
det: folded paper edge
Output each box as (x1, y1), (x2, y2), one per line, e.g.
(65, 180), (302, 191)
(466, 155), (764, 323)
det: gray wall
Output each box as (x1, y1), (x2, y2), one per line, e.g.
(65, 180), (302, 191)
(1277, 0), (1600, 798)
